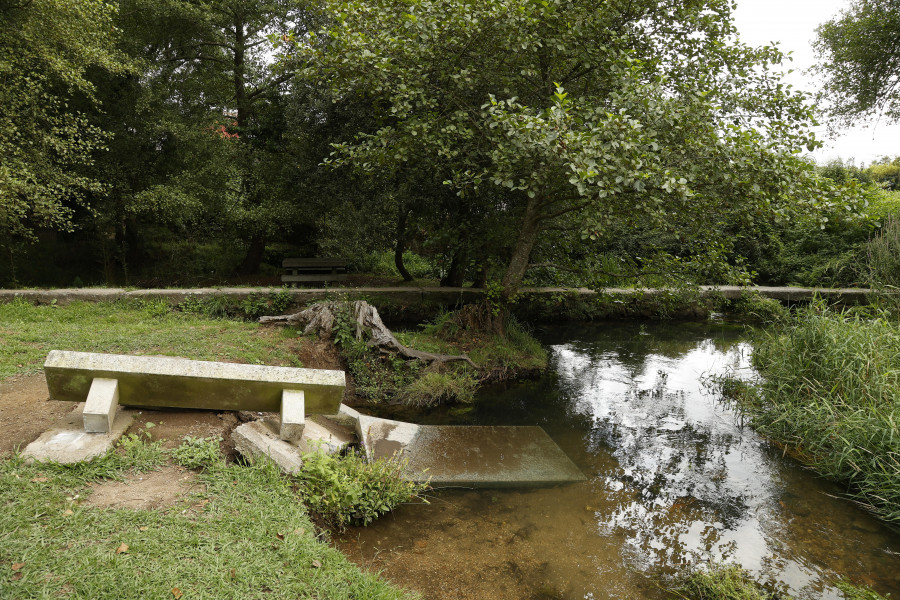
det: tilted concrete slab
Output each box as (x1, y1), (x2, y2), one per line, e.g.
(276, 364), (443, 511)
(232, 421), (304, 475)
(354, 413), (586, 488)
(44, 351), (345, 414)
(22, 403), (135, 464)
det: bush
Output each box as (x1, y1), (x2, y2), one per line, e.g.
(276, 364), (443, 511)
(170, 436), (224, 470)
(297, 450), (428, 529)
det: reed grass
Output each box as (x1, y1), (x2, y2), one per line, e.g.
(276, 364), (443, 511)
(745, 302), (900, 523)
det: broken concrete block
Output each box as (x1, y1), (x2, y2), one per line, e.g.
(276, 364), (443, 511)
(232, 421), (303, 475)
(279, 389), (305, 442)
(301, 416), (356, 455)
(22, 403), (135, 464)
(83, 378), (119, 433)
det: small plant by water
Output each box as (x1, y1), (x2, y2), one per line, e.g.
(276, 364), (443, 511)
(296, 449), (429, 529)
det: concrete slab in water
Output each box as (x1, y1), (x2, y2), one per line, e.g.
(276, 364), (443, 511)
(357, 414), (585, 487)
(22, 403), (135, 464)
(44, 350), (345, 414)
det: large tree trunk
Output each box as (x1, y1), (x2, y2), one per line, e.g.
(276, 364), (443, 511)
(394, 206), (413, 281)
(501, 195), (543, 298)
(440, 252), (465, 287)
(237, 234), (266, 275)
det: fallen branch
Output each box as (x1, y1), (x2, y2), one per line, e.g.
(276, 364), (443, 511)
(259, 301), (476, 367)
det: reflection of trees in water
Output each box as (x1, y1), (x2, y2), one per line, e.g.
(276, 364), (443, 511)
(551, 325), (764, 570)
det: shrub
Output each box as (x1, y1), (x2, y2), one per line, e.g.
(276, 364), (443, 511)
(170, 436), (223, 470)
(399, 368), (477, 406)
(297, 450), (428, 529)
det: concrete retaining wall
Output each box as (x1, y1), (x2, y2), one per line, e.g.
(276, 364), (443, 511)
(0, 285), (875, 306)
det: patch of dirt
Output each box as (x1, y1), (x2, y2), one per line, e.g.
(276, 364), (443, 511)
(296, 338), (344, 371)
(131, 410), (241, 459)
(87, 465), (204, 510)
(0, 373), (73, 456)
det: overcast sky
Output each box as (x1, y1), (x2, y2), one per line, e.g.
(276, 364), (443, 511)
(732, 0), (899, 165)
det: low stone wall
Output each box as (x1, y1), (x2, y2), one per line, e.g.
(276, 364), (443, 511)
(0, 285), (874, 306)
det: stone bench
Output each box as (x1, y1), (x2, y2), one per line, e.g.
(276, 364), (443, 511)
(44, 351), (345, 442)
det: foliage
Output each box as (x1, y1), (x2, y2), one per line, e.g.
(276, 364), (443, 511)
(0, 0), (129, 251)
(296, 449), (429, 529)
(737, 302), (900, 523)
(169, 436), (224, 470)
(398, 369), (478, 407)
(836, 580), (892, 600)
(177, 289), (295, 320)
(294, 0), (863, 299)
(815, 0), (900, 124)
(670, 563), (792, 600)
(0, 299), (302, 380)
(727, 290), (788, 324)
(866, 156), (900, 191)
(0, 443), (412, 599)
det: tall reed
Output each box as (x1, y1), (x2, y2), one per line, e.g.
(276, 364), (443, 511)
(748, 302), (900, 522)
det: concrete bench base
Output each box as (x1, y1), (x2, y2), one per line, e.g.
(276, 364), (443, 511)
(22, 403), (135, 464)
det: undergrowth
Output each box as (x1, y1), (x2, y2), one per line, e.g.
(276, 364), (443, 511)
(331, 305), (547, 406)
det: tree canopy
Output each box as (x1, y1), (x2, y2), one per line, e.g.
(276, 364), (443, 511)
(296, 0), (857, 297)
(815, 0), (900, 125)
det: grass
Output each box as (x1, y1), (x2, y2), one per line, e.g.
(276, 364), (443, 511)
(668, 563), (888, 600)
(0, 298), (303, 380)
(0, 438), (414, 600)
(728, 302), (900, 523)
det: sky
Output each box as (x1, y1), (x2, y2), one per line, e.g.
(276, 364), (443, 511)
(732, 0), (899, 165)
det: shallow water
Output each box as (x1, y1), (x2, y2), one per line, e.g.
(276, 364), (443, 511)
(335, 321), (900, 600)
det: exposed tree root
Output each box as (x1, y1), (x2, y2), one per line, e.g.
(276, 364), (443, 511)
(259, 301), (476, 367)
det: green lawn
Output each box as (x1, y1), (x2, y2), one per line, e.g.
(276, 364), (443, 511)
(0, 438), (414, 599)
(0, 299), (303, 380)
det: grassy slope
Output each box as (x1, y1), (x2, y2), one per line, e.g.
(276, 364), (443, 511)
(0, 299), (303, 380)
(0, 440), (412, 599)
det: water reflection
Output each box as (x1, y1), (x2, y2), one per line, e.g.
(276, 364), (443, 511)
(338, 322), (900, 600)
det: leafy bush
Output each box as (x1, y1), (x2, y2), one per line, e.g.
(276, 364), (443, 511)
(176, 289), (294, 320)
(297, 450), (428, 529)
(728, 290), (788, 323)
(170, 436), (223, 470)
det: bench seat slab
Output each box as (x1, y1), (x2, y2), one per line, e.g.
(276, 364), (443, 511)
(45, 351), (345, 414)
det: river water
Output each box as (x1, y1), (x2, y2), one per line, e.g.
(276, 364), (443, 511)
(334, 321), (900, 600)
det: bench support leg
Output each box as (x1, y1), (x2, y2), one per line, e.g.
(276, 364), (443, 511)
(280, 389), (305, 443)
(83, 378), (119, 433)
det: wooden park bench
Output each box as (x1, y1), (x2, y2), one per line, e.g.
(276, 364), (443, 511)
(281, 258), (348, 286)
(44, 350), (345, 442)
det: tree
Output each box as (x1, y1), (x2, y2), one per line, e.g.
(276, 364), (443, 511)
(814, 0), (900, 125)
(292, 0), (856, 313)
(0, 0), (128, 266)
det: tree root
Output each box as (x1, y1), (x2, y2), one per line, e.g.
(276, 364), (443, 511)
(259, 301), (476, 367)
